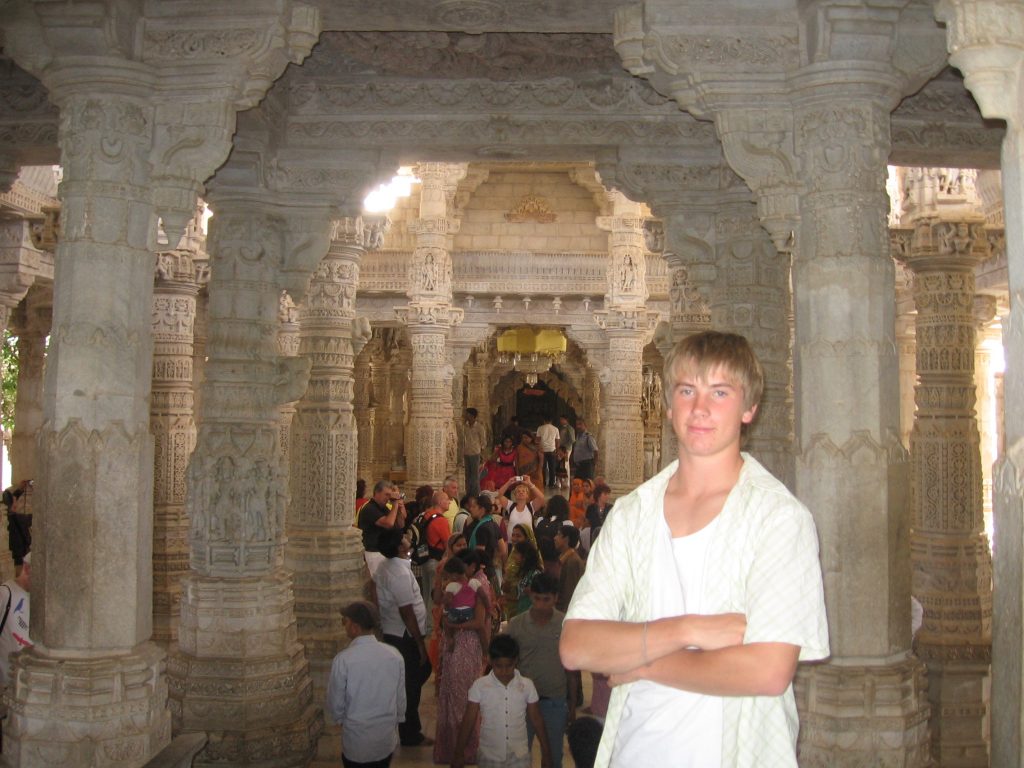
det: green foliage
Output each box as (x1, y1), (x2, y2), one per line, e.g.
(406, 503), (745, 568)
(1, 331), (18, 432)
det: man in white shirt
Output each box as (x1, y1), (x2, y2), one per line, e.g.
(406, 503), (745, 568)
(536, 416), (561, 489)
(326, 600), (405, 768)
(560, 331), (829, 768)
(373, 529), (434, 748)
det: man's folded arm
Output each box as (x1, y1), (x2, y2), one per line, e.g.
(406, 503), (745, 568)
(611, 641), (800, 697)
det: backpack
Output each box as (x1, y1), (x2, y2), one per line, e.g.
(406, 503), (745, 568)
(410, 510), (446, 565)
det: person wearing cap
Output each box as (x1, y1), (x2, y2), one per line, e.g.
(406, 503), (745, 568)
(0, 550), (31, 690)
(326, 600), (406, 768)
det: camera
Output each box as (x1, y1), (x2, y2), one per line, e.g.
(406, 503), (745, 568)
(514, 476), (524, 482)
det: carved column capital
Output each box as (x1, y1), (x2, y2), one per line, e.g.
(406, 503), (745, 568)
(936, 0), (1024, 127)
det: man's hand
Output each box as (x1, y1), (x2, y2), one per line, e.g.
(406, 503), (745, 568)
(608, 664), (649, 688)
(684, 613), (746, 650)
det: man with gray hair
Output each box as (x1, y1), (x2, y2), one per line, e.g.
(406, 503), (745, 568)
(326, 600), (406, 768)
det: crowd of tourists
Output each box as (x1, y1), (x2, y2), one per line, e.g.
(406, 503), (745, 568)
(328, 415), (613, 768)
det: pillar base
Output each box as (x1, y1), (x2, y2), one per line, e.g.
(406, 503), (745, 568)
(286, 528), (366, 768)
(3, 643), (171, 767)
(796, 655), (931, 766)
(167, 573), (322, 768)
(918, 655), (990, 767)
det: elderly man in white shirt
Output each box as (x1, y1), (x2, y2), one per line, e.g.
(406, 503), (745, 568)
(326, 600), (405, 768)
(373, 528), (434, 748)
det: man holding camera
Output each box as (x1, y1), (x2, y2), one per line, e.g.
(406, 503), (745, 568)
(357, 480), (408, 578)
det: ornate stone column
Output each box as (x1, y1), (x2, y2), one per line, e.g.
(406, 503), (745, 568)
(926, 12), (1024, 755)
(369, 333), (395, 482)
(974, 306), (1000, 535)
(789, 84), (930, 765)
(596, 155), (716, 471)
(2, 82), (174, 767)
(595, 192), (658, 495)
(0, 3), (320, 763)
(466, 352), (493, 443)
(387, 342), (410, 477)
(277, 291), (301, 466)
(169, 201), (329, 767)
(615, 4), (947, 762)
(354, 339), (377, 483)
(713, 190), (794, 486)
(287, 217), (382, 745)
(900, 217), (993, 765)
(150, 250), (203, 647)
(397, 163), (465, 490)
(8, 285), (50, 488)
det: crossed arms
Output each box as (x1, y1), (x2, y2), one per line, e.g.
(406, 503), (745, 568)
(560, 614), (799, 698)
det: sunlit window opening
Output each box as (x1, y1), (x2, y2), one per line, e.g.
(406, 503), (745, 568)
(363, 167), (419, 213)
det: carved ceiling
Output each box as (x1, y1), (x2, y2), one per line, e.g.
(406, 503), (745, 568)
(0, 22), (1005, 190)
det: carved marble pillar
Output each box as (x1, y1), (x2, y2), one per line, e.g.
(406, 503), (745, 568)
(8, 286), (50, 487)
(900, 219), (993, 766)
(615, 5), (949, 762)
(287, 216), (381, 762)
(659, 241), (712, 470)
(892, 238), (918, 450)
(369, 334), (396, 481)
(193, 289), (208, 428)
(277, 292), (301, 466)
(466, 354), (492, 443)
(354, 341), (376, 483)
(974, 307), (1000, 536)
(926, 9), (1024, 755)
(169, 202), (325, 767)
(4, 88), (173, 766)
(387, 344), (409, 474)
(150, 251), (202, 647)
(397, 163), (465, 490)
(595, 195), (657, 495)
(713, 194), (794, 486)
(583, 365), (602, 448)
(789, 87), (936, 764)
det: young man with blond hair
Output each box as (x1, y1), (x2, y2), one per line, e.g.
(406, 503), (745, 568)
(560, 331), (829, 768)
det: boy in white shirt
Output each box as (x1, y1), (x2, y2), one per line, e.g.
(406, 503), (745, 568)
(453, 634), (552, 768)
(560, 331), (829, 768)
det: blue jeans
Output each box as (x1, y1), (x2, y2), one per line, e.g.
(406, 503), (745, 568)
(527, 696), (567, 768)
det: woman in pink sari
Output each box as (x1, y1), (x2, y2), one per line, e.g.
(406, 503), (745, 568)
(432, 571), (487, 764)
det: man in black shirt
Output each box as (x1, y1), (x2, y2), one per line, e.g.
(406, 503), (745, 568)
(357, 480), (407, 577)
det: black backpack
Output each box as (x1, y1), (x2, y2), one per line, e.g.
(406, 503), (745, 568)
(410, 510), (446, 565)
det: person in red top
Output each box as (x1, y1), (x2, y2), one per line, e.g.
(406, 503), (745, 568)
(420, 490), (453, 604)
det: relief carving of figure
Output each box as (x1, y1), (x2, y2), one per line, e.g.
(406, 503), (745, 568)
(245, 459), (270, 541)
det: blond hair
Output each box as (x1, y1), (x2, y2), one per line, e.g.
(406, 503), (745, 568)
(662, 331), (764, 411)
